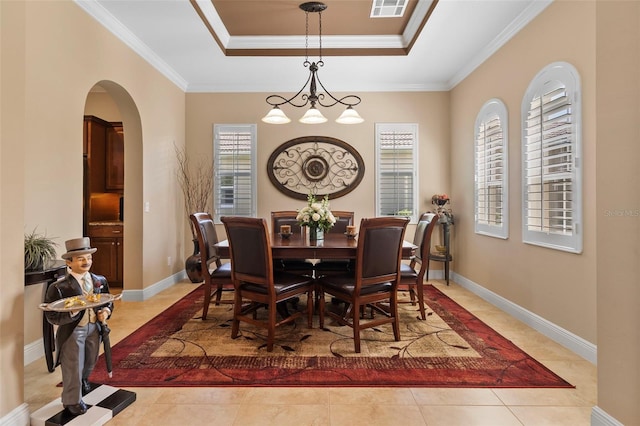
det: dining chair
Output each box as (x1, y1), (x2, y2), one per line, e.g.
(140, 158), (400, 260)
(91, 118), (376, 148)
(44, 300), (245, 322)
(313, 210), (355, 277)
(399, 212), (438, 320)
(190, 212), (233, 320)
(221, 216), (314, 352)
(270, 211), (315, 276)
(317, 216), (409, 353)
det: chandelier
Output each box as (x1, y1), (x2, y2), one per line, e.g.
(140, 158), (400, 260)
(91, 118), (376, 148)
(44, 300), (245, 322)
(261, 2), (364, 125)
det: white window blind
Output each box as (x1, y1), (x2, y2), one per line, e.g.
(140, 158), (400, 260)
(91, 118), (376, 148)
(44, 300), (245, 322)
(521, 62), (582, 253)
(475, 99), (508, 239)
(375, 123), (418, 222)
(213, 124), (257, 222)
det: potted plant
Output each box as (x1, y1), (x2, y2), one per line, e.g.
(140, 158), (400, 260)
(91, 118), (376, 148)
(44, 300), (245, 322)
(175, 144), (213, 282)
(24, 228), (58, 271)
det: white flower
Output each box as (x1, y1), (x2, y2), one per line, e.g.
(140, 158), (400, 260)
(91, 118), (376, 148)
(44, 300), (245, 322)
(297, 193), (335, 232)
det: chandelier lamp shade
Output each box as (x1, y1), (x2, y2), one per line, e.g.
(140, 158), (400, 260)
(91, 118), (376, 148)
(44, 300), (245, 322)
(261, 2), (364, 125)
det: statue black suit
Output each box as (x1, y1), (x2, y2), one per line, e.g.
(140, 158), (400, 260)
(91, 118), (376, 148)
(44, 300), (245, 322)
(44, 238), (114, 416)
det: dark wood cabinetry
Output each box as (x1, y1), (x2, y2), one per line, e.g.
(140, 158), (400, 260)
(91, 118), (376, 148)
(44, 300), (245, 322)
(106, 123), (124, 191)
(88, 224), (123, 285)
(84, 115), (125, 287)
(84, 116), (108, 193)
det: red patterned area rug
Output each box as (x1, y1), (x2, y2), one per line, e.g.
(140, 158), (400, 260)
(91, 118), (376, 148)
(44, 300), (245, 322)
(90, 285), (573, 388)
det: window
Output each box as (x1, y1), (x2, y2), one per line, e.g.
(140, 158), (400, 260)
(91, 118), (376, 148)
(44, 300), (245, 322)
(375, 123), (418, 222)
(213, 124), (257, 222)
(521, 62), (582, 253)
(475, 99), (508, 239)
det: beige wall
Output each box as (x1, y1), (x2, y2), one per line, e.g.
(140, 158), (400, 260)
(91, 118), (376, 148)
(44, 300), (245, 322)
(1, 0), (185, 420)
(450, 2), (597, 342)
(186, 92), (450, 230)
(595, 3), (640, 424)
(1, 0), (28, 416)
(3, 0), (639, 424)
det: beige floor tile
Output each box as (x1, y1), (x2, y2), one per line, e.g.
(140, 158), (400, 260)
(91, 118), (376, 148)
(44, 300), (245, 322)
(234, 403), (329, 426)
(509, 405), (592, 426)
(420, 405), (522, 426)
(329, 387), (417, 405)
(410, 388), (503, 405)
(331, 404), (427, 426)
(492, 387), (589, 406)
(243, 387), (330, 405)
(154, 386), (249, 404)
(134, 403), (240, 426)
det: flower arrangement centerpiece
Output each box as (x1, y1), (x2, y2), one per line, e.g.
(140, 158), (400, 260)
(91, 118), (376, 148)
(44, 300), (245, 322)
(431, 193), (454, 224)
(296, 193), (336, 240)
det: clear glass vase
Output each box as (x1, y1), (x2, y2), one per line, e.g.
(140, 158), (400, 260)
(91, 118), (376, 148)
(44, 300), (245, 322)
(309, 227), (324, 241)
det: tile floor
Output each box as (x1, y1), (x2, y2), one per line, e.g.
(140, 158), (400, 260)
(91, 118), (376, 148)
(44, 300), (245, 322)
(24, 280), (597, 425)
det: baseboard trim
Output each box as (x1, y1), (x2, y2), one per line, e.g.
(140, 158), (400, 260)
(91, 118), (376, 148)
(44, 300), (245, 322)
(24, 338), (44, 367)
(120, 270), (186, 302)
(591, 406), (624, 426)
(0, 403), (30, 426)
(451, 271), (597, 365)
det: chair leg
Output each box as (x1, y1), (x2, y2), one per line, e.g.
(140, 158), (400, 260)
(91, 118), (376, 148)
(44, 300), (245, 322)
(307, 289), (313, 328)
(214, 283), (223, 305)
(416, 280), (426, 320)
(231, 291), (242, 338)
(390, 293), (401, 342)
(267, 302), (277, 352)
(352, 306), (361, 353)
(318, 289), (325, 329)
(202, 281), (212, 320)
(408, 286), (417, 305)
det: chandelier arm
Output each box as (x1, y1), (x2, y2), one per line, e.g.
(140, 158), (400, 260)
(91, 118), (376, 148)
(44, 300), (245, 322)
(313, 73), (362, 108)
(264, 67), (315, 108)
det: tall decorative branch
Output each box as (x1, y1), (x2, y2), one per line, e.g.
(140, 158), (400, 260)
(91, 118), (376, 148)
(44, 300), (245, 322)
(175, 144), (213, 240)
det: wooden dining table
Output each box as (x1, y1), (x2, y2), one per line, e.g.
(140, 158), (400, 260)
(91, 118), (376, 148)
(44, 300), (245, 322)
(214, 232), (417, 260)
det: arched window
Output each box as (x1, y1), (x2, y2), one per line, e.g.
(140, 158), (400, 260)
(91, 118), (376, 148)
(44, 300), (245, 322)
(521, 62), (582, 253)
(475, 98), (508, 239)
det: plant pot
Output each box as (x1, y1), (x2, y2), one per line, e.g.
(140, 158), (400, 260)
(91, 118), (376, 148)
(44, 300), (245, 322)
(185, 239), (203, 283)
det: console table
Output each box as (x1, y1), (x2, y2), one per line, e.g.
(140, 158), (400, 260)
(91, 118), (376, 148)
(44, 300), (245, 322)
(25, 260), (66, 372)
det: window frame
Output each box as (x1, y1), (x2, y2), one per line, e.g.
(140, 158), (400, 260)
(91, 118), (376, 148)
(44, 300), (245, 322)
(521, 62), (582, 253)
(213, 124), (257, 223)
(374, 123), (419, 223)
(474, 98), (509, 239)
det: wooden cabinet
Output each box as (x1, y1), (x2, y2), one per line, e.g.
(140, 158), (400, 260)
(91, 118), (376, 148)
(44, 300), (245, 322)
(106, 123), (124, 191)
(84, 116), (108, 193)
(89, 224), (123, 286)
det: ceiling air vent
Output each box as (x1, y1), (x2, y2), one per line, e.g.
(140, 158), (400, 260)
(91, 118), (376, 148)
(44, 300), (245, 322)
(370, 0), (407, 18)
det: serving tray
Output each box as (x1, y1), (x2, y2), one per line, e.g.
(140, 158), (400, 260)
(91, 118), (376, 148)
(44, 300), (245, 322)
(39, 293), (121, 312)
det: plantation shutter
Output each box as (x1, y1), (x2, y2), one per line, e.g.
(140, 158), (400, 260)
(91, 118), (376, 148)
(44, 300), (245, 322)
(213, 124), (257, 222)
(375, 123), (418, 221)
(476, 114), (505, 224)
(522, 62), (581, 253)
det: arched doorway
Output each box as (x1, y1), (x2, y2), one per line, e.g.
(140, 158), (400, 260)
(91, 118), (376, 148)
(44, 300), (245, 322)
(83, 81), (142, 295)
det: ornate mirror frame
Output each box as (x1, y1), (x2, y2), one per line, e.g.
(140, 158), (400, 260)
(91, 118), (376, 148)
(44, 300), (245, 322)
(267, 136), (365, 200)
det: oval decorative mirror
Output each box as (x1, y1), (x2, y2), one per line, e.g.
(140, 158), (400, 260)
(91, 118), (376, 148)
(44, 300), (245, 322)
(267, 136), (365, 200)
